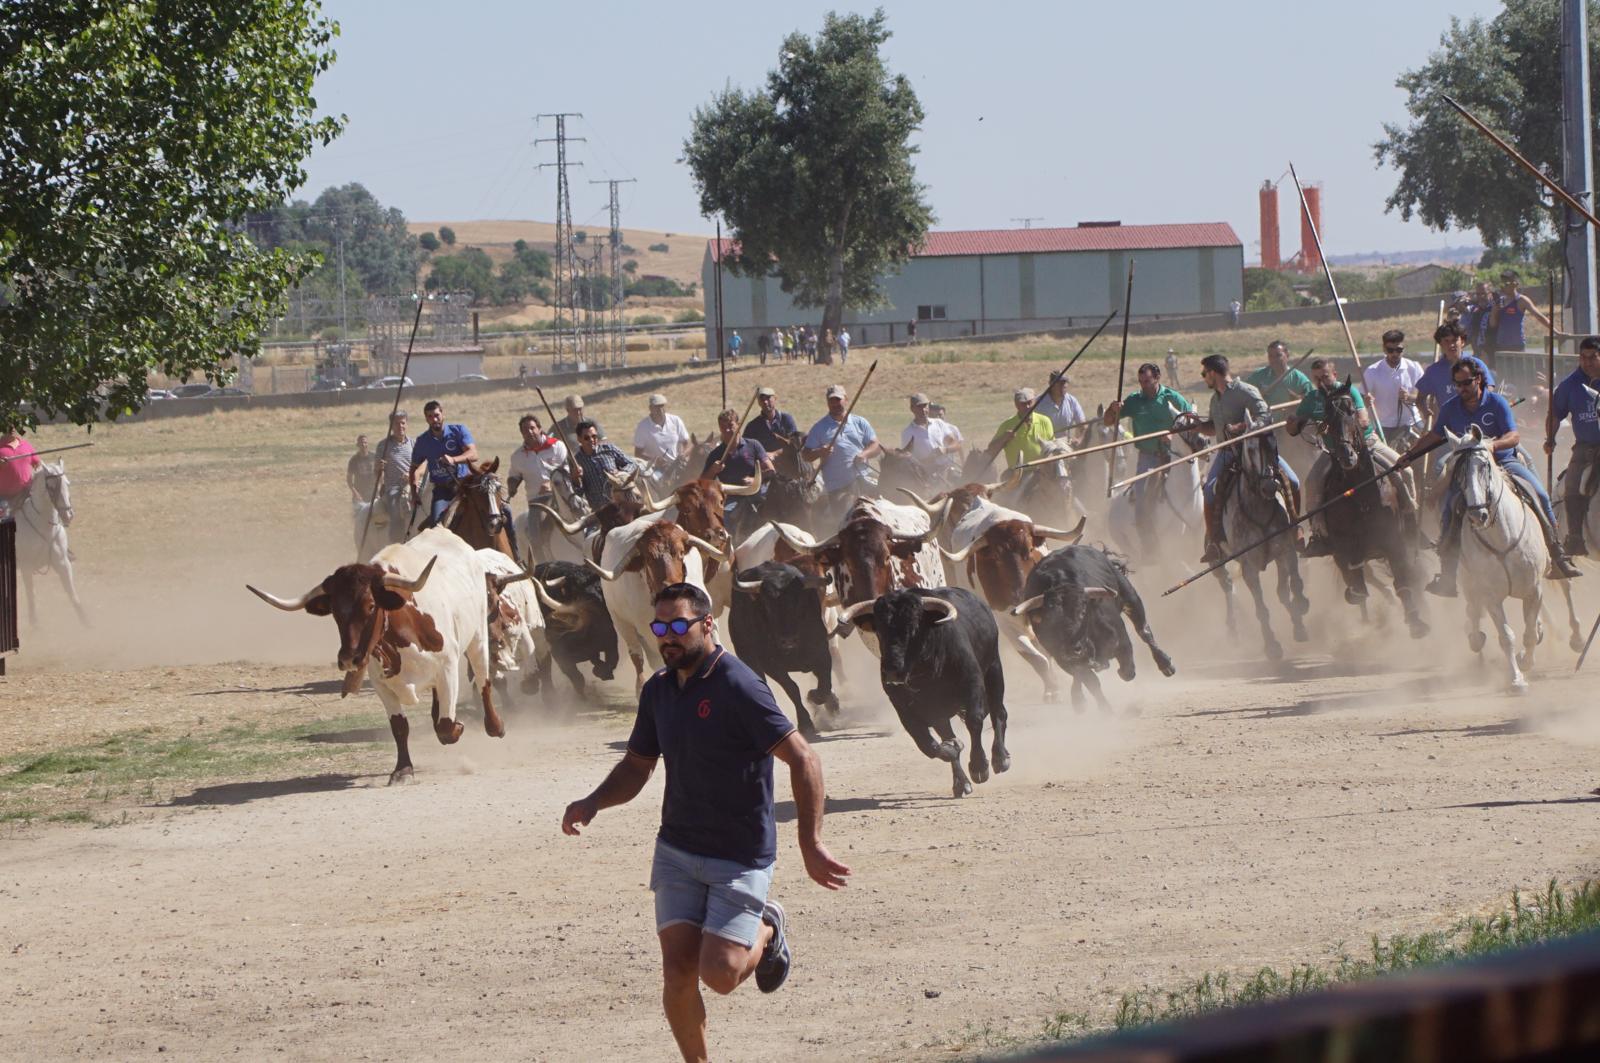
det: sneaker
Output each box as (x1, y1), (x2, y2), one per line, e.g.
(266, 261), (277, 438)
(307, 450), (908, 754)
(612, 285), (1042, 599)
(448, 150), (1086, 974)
(754, 901), (790, 994)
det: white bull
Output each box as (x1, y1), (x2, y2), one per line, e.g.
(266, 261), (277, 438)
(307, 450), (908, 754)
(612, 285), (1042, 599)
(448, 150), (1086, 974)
(476, 549), (549, 691)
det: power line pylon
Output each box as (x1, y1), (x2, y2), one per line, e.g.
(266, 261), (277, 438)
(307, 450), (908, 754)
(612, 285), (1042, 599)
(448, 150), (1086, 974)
(536, 113), (585, 368)
(1010, 216), (1044, 229)
(591, 177), (637, 368)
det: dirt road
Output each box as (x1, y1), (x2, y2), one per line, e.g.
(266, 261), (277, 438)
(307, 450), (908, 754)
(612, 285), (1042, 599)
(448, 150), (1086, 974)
(7, 626), (1600, 1061)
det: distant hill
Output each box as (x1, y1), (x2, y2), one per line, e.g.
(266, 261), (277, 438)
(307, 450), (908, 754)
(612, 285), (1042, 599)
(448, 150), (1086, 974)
(407, 219), (709, 288)
(1325, 245), (1483, 268)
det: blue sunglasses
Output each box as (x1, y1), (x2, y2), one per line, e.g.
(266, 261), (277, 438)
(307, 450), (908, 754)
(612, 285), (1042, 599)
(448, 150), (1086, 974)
(650, 614), (709, 637)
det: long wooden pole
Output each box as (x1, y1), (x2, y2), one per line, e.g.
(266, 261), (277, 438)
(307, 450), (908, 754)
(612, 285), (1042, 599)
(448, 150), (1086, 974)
(1108, 259), (1136, 497)
(0, 442), (94, 462)
(715, 220), (727, 409)
(359, 296), (426, 551)
(806, 359), (878, 486)
(1441, 94), (1600, 231)
(1014, 399), (1300, 469)
(1109, 420), (1287, 492)
(1289, 163), (1362, 372)
(1548, 270), (1558, 489)
(976, 307), (1120, 470)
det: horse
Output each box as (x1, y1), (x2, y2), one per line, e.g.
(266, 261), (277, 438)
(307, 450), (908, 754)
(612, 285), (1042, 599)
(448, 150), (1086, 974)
(877, 448), (956, 504)
(514, 466), (588, 566)
(13, 459), (89, 625)
(1218, 416), (1309, 659)
(443, 459), (514, 557)
(1107, 425), (1207, 560)
(1438, 426), (1582, 692)
(1073, 407), (1129, 511)
(1316, 382), (1429, 639)
(994, 440), (1082, 529)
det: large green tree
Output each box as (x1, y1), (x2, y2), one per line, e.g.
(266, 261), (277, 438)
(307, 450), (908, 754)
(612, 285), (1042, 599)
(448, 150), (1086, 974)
(683, 8), (932, 362)
(0, 0), (343, 427)
(1375, 1), (1600, 253)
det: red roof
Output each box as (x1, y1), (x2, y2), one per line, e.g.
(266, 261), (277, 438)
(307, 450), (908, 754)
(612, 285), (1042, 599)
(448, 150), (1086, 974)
(708, 222), (1240, 263)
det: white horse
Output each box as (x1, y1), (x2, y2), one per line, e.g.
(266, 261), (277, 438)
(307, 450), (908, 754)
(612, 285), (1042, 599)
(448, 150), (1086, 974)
(1440, 426), (1581, 692)
(13, 460), (88, 624)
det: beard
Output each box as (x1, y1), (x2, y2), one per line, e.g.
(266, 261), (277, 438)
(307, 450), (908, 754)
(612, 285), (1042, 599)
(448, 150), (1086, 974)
(659, 638), (706, 671)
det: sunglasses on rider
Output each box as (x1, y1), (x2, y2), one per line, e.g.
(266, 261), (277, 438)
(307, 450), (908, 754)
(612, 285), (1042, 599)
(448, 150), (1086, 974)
(649, 614), (709, 637)
(1452, 376), (1478, 389)
(1384, 345), (1405, 353)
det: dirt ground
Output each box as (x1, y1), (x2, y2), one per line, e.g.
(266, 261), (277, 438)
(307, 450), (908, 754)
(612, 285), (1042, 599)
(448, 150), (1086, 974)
(7, 333), (1600, 1060)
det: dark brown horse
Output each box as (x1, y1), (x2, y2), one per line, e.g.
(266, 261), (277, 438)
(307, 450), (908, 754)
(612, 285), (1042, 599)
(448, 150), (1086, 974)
(444, 459), (515, 558)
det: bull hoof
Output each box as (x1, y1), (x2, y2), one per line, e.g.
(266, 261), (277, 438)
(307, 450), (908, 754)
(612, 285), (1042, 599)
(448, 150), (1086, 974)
(435, 719), (464, 745)
(388, 766), (414, 786)
(1344, 587), (1368, 605)
(1265, 641), (1284, 661)
(1574, 634), (1587, 654)
(1467, 631), (1487, 654)
(485, 717), (506, 739)
(1292, 624), (1309, 643)
(993, 750), (1011, 774)
(520, 675), (541, 695)
(1157, 655), (1177, 678)
(801, 725), (822, 742)
(593, 665), (616, 681)
(1118, 663), (1136, 682)
(1509, 678), (1531, 695)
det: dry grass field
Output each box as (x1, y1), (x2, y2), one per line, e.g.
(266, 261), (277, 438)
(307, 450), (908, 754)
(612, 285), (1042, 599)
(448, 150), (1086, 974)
(6, 310), (1600, 1060)
(408, 218), (709, 289)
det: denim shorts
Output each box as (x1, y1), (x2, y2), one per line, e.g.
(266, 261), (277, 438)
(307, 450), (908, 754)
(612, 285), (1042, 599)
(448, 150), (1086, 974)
(649, 838), (774, 948)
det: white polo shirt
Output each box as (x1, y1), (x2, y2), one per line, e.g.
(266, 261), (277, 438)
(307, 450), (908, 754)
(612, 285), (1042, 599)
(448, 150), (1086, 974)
(633, 412), (691, 463)
(900, 417), (963, 470)
(1361, 357), (1425, 430)
(508, 439), (568, 497)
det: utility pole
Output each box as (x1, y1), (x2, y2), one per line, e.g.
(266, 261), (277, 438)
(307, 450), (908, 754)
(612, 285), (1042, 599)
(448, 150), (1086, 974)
(1562, 0), (1597, 338)
(336, 229), (349, 340)
(591, 177), (637, 369)
(536, 113), (585, 368)
(1010, 216), (1044, 229)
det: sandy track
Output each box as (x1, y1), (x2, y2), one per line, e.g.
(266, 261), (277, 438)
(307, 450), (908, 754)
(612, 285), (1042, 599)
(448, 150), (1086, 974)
(6, 635), (1600, 1061)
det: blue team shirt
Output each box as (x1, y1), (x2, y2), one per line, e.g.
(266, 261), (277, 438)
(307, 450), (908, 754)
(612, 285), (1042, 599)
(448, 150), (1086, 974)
(803, 413), (877, 492)
(411, 424), (475, 485)
(743, 411), (799, 454)
(1417, 358), (1496, 408)
(1553, 368), (1600, 445)
(1436, 390), (1518, 463)
(627, 646), (797, 866)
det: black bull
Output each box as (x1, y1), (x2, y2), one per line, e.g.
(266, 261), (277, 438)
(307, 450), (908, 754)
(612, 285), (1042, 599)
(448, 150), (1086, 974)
(529, 560), (619, 693)
(1010, 546), (1176, 710)
(728, 561), (838, 739)
(842, 586), (1008, 798)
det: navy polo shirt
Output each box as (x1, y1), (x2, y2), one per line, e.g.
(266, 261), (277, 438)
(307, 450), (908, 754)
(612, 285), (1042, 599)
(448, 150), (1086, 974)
(411, 424), (474, 485)
(743, 411), (799, 454)
(1418, 358), (1496, 408)
(1553, 368), (1600, 445)
(627, 646), (796, 867)
(703, 437), (769, 489)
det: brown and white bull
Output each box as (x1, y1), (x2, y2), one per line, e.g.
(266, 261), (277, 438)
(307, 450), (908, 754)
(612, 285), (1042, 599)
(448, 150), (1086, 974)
(639, 471), (762, 610)
(586, 515), (727, 691)
(246, 527), (509, 784)
(900, 484), (1084, 700)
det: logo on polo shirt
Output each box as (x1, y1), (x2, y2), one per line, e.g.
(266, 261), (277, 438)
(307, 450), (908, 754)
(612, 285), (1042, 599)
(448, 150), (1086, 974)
(697, 699), (712, 719)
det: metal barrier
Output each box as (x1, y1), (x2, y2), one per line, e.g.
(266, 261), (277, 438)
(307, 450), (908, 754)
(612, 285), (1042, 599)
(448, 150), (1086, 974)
(0, 517), (17, 674)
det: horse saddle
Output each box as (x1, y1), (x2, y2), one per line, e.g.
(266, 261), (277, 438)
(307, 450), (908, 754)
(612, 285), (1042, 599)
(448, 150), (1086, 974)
(1569, 448), (1600, 498)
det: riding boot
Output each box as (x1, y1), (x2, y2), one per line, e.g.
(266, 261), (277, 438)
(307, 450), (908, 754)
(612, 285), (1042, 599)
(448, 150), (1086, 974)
(1426, 529), (1459, 598)
(1546, 529), (1584, 579)
(1564, 496), (1589, 557)
(1201, 499), (1223, 563)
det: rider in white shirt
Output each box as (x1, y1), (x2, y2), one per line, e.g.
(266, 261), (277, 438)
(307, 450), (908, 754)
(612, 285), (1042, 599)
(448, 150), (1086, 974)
(633, 393), (692, 486)
(899, 392), (963, 480)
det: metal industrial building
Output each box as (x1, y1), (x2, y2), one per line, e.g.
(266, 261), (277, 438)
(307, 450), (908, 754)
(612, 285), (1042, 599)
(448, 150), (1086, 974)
(702, 221), (1244, 349)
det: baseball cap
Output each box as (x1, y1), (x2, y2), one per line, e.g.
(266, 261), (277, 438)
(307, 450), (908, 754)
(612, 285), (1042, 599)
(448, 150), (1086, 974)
(564, 394), (584, 409)
(1500, 270), (1518, 281)
(825, 384), (847, 399)
(1013, 386), (1035, 402)
(757, 386), (776, 398)
(649, 393), (668, 407)
(908, 392), (930, 405)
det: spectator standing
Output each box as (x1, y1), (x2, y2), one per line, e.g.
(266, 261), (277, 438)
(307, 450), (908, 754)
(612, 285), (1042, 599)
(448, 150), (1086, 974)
(347, 434), (377, 504)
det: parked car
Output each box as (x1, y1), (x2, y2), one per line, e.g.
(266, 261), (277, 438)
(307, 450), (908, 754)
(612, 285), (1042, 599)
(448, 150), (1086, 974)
(170, 382), (218, 399)
(308, 379), (348, 392)
(145, 389), (177, 401)
(365, 376), (415, 390)
(456, 373), (489, 382)
(212, 386), (251, 398)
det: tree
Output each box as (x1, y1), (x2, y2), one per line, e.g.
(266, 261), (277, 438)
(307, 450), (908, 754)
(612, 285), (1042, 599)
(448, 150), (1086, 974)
(0, 0), (342, 426)
(1243, 268), (1298, 312)
(418, 231), (440, 253)
(425, 247), (493, 298)
(250, 183), (418, 296)
(683, 8), (933, 363)
(1375, 2), (1600, 252)
(439, 225), (456, 246)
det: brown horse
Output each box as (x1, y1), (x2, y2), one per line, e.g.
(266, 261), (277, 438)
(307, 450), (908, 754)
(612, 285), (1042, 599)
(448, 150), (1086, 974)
(443, 459), (515, 557)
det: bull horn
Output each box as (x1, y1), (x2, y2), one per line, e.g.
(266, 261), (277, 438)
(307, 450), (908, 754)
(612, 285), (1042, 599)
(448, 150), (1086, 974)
(1083, 586), (1118, 600)
(245, 581), (325, 612)
(722, 465), (762, 497)
(1010, 594), (1047, 617)
(921, 596), (958, 625)
(382, 555), (437, 595)
(685, 533), (732, 562)
(986, 467), (1024, 494)
(438, 495), (463, 530)
(771, 521), (833, 555)
(604, 468), (632, 487)
(1032, 516), (1087, 543)
(544, 576), (566, 589)
(895, 487), (943, 513)
(929, 496), (954, 534)
(532, 578), (583, 618)
(639, 479), (677, 513)
(840, 599), (878, 624)
(939, 541), (977, 564)
(585, 558), (622, 582)
(533, 502), (587, 536)
(491, 570), (533, 591)
(735, 577), (765, 593)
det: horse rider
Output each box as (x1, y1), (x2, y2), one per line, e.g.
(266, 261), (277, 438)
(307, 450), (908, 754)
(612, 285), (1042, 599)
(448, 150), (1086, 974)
(1035, 373), (1089, 446)
(1362, 329), (1425, 450)
(1397, 356), (1581, 596)
(0, 423), (41, 519)
(1189, 354), (1300, 564)
(1104, 361), (1193, 548)
(410, 400), (476, 530)
(1244, 340), (1313, 406)
(899, 392), (964, 485)
(988, 387), (1055, 468)
(705, 407), (777, 538)
(347, 434), (377, 505)
(373, 411), (413, 540)
(1418, 320), (1497, 429)
(1546, 335), (1600, 557)
(802, 383), (881, 520)
(633, 393), (692, 489)
(571, 418), (639, 511)
(508, 412), (570, 560)
(743, 387), (800, 465)
(562, 394), (605, 443)
(1287, 358), (1405, 559)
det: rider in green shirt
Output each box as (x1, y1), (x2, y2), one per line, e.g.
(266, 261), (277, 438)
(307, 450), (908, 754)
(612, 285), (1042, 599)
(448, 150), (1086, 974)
(1244, 340), (1313, 406)
(1104, 362), (1194, 550)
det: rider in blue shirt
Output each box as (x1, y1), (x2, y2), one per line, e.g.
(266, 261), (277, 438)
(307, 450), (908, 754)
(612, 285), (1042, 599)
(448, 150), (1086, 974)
(1418, 320), (1496, 428)
(1398, 357), (1579, 596)
(1545, 336), (1600, 556)
(410, 400), (477, 529)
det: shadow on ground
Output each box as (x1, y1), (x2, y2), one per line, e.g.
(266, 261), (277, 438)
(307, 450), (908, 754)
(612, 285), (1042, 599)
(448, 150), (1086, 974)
(164, 773), (377, 807)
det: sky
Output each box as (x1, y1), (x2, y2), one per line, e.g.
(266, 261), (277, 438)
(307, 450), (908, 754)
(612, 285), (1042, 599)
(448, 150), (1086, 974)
(300, 0), (1509, 258)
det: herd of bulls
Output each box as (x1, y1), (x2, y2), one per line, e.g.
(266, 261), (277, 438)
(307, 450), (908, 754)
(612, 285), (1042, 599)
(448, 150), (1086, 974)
(252, 455), (1179, 798)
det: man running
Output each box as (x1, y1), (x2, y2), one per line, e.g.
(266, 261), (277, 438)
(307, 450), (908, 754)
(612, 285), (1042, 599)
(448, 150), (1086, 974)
(1191, 354), (1299, 563)
(346, 434), (377, 504)
(1546, 335), (1600, 557)
(1398, 356), (1581, 594)
(409, 401), (477, 529)
(1104, 362), (1193, 547)
(1362, 329), (1424, 449)
(562, 583), (848, 1063)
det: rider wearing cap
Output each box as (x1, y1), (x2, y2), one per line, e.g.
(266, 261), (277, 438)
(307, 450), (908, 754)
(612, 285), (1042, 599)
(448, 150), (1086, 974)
(801, 384), (880, 510)
(743, 387), (799, 462)
(987, 387), (1055, 467)
(900, 393), (964, 481)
